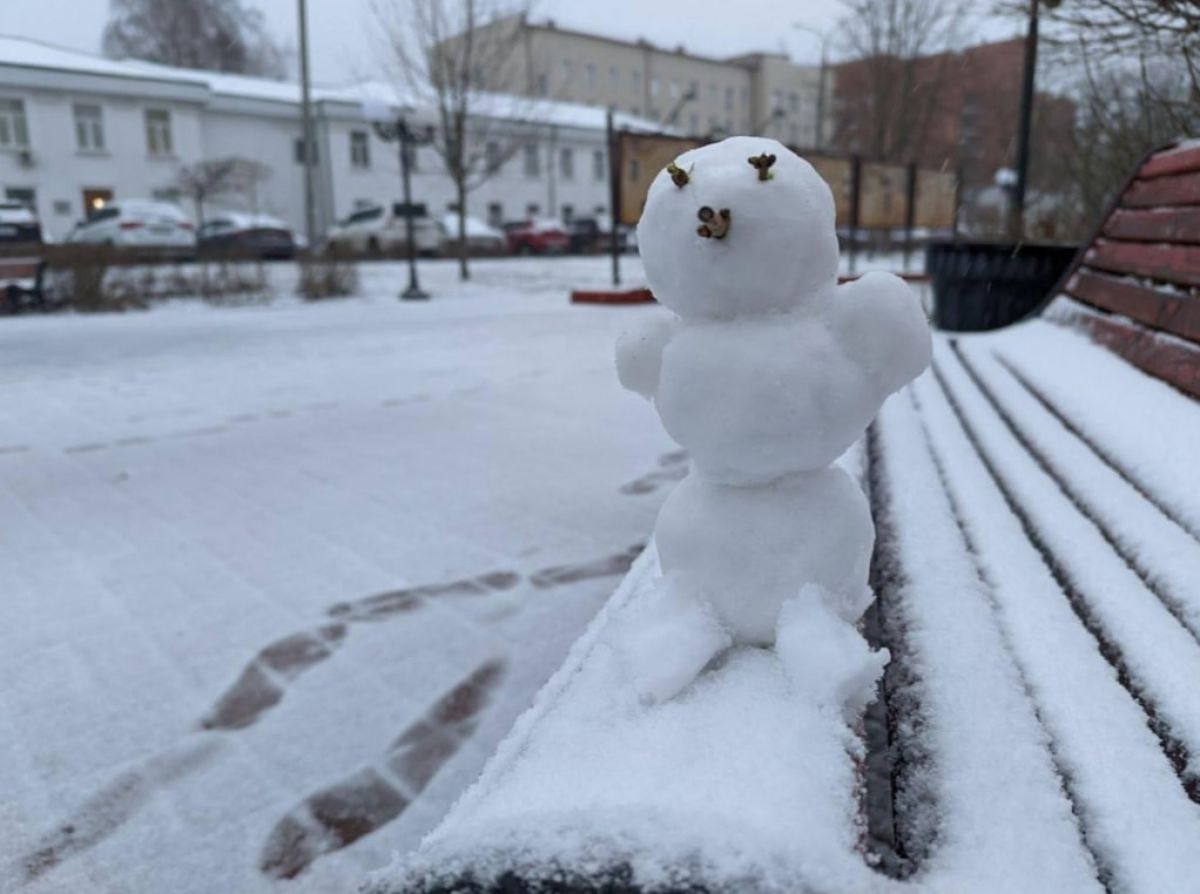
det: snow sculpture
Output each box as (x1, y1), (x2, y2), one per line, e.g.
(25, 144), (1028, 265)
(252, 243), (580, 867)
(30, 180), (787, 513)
(615, 136), (931, 713)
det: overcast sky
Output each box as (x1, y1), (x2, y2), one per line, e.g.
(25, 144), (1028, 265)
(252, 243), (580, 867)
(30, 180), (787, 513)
(4, 0), (1022, 83)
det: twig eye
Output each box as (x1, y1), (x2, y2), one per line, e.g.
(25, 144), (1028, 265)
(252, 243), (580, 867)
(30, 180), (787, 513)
(665, 162), (690, 187)
(748, 153), (777, 181)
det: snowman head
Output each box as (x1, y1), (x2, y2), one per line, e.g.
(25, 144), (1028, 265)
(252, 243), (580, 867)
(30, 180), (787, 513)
(637, 136), (839, 320)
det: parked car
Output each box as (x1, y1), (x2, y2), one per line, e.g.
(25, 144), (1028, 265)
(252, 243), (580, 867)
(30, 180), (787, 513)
(0, 200), (42, 246)
(566, 217), (604, 254)
(66, 199), (195, 257)
(198, 212), (297, 260)
(503, 218), (570, 255)
(436, 213), (507, 256)
(324, 203), (440, 257)
(0, 202), (45, 314)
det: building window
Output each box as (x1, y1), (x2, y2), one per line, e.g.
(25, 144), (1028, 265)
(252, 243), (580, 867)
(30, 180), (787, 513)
(724, 87), (733, 111)
(669, 80), (680, 99)
(560, 147), (574, 180)
(144, 109), (173, 156)
(526, 202), (540, 217)
(294, 137), (318, 164)
(5, 187), (35, 209)
(708, 83), (717, 104)
(53, 199), (71, 216)
(561, 204), (574, 222)
(632, 70), (641, 94)
(350, 130), (370, 167)
(485, 140), (502, 174)
(74, 104), (105, 152)
(609, 65), (619, 86)
(789, 91), (799, 113)
(629, 159), (640, 181)
(536, 73), (548, 95)
(741, 87), (750, 108)
(523, 143), (540, 177)
(688, 79), (699, 99)
(593, 148), (605, 181)
(771, 90), (783, 113)
(0, 99), (30, 149)
(586, 64), (596, 89)
(562, 59), (573, 84)
(487, 202), (503, 227)
(651, 76), (661, 96)
(152, 187), (181, 202)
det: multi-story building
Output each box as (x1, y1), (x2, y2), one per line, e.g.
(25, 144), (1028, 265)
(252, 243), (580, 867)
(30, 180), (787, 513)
(829, 38), (1076, 189)
(0, 35), (647, 239)
(463, 15), (828, 148)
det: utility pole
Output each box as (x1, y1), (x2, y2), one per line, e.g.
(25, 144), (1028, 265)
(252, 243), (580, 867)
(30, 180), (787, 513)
(1009, 0), (1043, 240)
(298, 0), (316, 249)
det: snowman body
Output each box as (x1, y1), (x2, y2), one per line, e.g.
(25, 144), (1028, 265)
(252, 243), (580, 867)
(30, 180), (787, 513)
(615, 136), (930, 710)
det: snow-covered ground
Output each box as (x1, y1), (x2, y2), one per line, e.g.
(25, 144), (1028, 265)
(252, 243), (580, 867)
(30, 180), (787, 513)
(0, 251), (918, 894)
(0, 256), (683, 893)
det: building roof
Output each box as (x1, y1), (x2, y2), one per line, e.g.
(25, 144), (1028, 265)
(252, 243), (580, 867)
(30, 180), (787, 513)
(0, 34), (666, 132)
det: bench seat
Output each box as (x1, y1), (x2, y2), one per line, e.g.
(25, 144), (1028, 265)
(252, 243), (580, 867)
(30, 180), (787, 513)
(365, 316), (1200, 894)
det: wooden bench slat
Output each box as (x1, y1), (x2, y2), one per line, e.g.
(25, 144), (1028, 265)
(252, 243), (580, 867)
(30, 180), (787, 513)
(937, 344), (1200, 786)
(1140, 145), (1200, 180)
(1104, 208), (1200, 245)
(1050, 303), (1200, 400)
(1065, 269), (1200, 344)
(912, 358), (1200, 894)
(1123, 173), (1200, 209)
(995, 319), (1200, 536)
(956, 342), (1200, 640)
(1083, 239), (1200, 289)
(871, 395), (1104, 891)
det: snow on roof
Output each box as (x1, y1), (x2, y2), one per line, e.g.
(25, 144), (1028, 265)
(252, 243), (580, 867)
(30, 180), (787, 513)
(0, 34), (667, 133)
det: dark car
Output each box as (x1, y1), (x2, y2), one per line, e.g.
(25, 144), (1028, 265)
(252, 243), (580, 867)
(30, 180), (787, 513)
(0, 200), (42, 246)
(198, 212), (296, 260)
(566, 218), (604, 254)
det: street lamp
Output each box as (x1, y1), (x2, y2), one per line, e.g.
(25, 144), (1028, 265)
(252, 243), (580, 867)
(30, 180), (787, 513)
(362, 97), (433, 300)
(792, 23), (829, 151)
(1009, 0), (1060, 239)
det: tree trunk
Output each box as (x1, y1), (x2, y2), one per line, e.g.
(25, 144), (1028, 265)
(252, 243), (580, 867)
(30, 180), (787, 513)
(456, 179), (469, 281)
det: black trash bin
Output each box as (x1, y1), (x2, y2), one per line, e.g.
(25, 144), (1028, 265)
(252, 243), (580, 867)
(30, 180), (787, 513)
(926, 240), (1079, 332)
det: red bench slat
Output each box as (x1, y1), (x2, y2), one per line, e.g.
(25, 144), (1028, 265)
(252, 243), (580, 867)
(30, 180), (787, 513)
(1065, 268), (1200, 343)
(1083, 239), (1200, 288)
(1123, 174), (1200, 209)
(1139, 146), (1200, 180)
(1064, 310), (1200, 399)
(1104, 208), (1200, 245)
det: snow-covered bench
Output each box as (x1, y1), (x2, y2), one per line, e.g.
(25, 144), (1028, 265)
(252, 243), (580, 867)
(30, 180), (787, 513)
(367, 139), (1200, 894)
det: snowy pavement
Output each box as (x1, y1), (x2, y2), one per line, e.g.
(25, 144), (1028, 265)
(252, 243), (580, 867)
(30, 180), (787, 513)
(0, 256), (691, 893)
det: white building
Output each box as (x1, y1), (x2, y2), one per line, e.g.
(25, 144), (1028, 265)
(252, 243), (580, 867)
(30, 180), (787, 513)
(0, 35), (658, 240)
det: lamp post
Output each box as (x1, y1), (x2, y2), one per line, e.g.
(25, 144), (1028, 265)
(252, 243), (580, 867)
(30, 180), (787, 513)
(792, 23), (829, 151)
(1009, 0), (1056, 240)
(364, 99), (432, 300)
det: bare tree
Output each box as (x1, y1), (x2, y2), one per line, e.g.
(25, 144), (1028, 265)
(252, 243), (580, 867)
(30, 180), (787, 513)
(173, 157), (270, 227)
(373, 1), (532, 281)
(103, 0), (288, 78)
(832, 0), (970, 162)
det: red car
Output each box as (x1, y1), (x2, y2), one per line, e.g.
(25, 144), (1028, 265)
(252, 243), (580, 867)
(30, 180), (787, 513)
(503, 218), (570, 255)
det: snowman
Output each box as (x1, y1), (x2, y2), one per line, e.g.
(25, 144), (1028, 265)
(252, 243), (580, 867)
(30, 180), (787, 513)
(614, 136), (931, 714)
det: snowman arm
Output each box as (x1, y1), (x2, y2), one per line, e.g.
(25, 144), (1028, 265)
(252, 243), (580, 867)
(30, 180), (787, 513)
(833, 271), (932, 394)
(615, 309), (680, 400)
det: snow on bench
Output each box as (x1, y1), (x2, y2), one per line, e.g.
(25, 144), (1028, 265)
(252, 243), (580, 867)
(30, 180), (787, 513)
(367, 140), (1200, 893)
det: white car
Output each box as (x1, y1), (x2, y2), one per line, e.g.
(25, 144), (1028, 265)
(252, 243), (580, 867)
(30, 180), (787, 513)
(324, 203), (440, 257)
(436, 213), (507, 255)
(67, 200), (195, 256)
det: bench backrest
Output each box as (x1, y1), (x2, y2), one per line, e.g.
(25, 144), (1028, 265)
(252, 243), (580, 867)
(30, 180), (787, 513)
(0, 256), (41, 281)
(1048, 139), (1200, 398)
